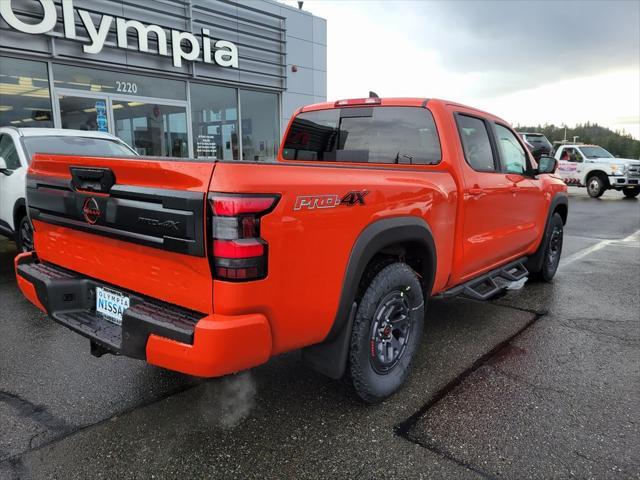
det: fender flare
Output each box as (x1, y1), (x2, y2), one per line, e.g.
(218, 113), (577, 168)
(526, 192), (568, 273)
(301, 216), (437, 379)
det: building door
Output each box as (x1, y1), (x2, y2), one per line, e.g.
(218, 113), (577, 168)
(58, 94), (110, 133)
(111, 100), (188, 157)
(55, 89), (190, 158)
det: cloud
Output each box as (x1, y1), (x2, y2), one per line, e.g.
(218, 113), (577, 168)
(282, 0), (640, 137)
(293, 0), (639, 96)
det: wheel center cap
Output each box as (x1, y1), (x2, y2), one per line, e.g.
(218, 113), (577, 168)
(382, 325), (392, 339)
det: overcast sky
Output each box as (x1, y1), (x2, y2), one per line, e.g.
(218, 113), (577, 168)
(280, 0), (640, 139)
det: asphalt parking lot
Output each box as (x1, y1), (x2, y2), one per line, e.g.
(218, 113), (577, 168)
(1, 187), (638, 479)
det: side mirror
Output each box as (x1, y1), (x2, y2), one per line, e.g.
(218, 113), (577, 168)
(537, 155), (557, 174)
(0, 156), (12, 176)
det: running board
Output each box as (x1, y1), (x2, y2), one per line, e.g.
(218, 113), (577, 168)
(438, 258), (529, 301)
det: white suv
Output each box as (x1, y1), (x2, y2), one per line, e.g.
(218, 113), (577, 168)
(0, 127), (137, 251)
(554, 144), (640, 198)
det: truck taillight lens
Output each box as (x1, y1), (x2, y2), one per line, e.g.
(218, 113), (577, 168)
(209, 193), (279, 281)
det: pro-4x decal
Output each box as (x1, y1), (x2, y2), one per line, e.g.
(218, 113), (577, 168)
(294, 191), (369, 211)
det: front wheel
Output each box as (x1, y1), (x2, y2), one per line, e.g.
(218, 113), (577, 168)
(586, 175), (606, 198)
(349, 263), (424, 403)
(530, 213), (564, 282)
(16, 215), (34, 252)
(623, 187), (640, 199)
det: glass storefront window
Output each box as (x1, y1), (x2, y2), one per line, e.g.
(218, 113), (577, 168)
(0, 57), (53, 127)
(190, 83), (238, 160)
(53, 64), (186, 101)
(113, 101), (188, 157)
(59, 95), (109, 132)
(240, 90), (279, 162)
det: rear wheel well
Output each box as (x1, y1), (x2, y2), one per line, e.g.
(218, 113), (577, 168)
(357, 241), (433, 300)
(13, 202), (26, 232)
(554, 203), (568, 225)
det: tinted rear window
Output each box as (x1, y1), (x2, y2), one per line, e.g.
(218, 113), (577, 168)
(282, 107), (441, 165)
(23, 136), (137, 160)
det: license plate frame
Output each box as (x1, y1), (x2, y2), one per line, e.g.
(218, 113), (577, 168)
(95, 286), (130, 326)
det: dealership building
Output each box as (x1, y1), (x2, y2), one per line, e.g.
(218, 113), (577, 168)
(0, 0), (327, 160)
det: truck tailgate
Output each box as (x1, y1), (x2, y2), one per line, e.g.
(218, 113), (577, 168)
(27, 154), (215, 313)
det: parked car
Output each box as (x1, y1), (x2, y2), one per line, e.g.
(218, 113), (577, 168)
(15, 98), (567, 403)
(0, 127), (137, 251)
(518, 132), (553, 160)
(553, 143), (640, 198)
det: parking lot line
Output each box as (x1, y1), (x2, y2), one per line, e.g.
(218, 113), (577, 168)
(560, 228), (640, 267)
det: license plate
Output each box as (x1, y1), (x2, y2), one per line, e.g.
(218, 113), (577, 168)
(96, 286), (130, 326)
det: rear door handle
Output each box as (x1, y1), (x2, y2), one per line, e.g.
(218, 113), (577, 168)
(468, 187), (484, 196)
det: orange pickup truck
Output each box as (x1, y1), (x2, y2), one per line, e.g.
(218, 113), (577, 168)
(16, 97), (567, 403)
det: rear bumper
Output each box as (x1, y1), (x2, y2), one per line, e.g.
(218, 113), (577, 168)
(14, 252), (272, 377)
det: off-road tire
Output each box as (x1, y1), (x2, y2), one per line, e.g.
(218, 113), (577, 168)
(16, 215), (33, 252)
(586, 174), (607, 198)
(349, 263), (424, 404)
(529, 213), (564, 282)
(623, 187), (640, 199)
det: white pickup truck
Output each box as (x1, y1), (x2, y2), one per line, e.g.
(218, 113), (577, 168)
(0, 127), (137, 251)
(554, 144), (640, 198)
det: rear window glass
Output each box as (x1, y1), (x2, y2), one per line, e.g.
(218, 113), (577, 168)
(282, 107), (441, 165)
(524, 134), (552, 148)
(23, 136), (137, 160)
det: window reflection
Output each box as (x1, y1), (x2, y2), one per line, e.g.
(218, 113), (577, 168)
(0, 57), (53, 127)
(240, 90), (279, 161)
(190, 83), (238, 160)
(113, 101), (188, 157)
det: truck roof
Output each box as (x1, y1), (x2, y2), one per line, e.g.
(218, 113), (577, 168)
(298, 98), (509, 125)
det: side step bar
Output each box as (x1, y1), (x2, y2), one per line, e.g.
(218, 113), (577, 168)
(438, 258), (529, 301)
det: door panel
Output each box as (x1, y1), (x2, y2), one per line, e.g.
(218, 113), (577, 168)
(493, 124), (545, 251)
(0, 133), (25, 230)
(455, 113), (525, 279)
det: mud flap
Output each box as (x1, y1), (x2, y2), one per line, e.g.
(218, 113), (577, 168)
(301, 302), (357, 379)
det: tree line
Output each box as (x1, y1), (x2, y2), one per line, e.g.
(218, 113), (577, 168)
(515, 123), (640, 159)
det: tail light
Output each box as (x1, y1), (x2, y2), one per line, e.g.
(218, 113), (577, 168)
(209, 193), (279, 281)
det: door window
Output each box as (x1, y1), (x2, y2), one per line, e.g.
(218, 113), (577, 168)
(560, 147), (583, 163)
(0, 134), (21, 169)
(495, 124), (528, 175)
(59, 96), (109, 132)
(456, 114), (496, 172)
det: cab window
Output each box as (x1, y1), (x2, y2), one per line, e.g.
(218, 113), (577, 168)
(559, 147), (583, 163)
(495, 124), (528, 175)
(0, 134), (21, 170)
(456, 114), (496, 172)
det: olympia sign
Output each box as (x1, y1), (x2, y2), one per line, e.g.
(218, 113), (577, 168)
(0, 0), (239, 68)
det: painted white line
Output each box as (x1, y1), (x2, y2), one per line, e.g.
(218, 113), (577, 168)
(559, 229), (640, 268)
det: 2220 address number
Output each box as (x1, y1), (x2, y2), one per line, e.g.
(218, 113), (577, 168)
(116, 81), (138, 94)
